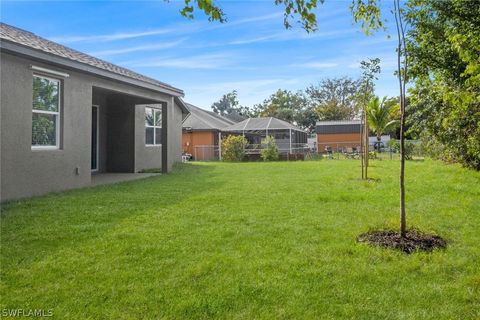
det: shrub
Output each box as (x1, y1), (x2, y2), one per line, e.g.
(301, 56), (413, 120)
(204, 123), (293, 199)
(222, 135), (247, 162)
(260, 136), (279, 161)
(387, 140), (416, 160)
(388, 139), (400, 152)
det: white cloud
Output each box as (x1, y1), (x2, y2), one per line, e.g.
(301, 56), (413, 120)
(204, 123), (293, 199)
(89, 38), (187, 57)
(126, 53), (235, 69)
(223, 12), (284, 27)
(229, 28), (354, 45)
(48, 12), (284, 45)
(49, 28), (178, 44)
(293, 62), (339, 69)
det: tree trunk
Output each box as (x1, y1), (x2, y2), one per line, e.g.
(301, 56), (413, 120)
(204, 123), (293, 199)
(364, 112), (369, 179)
(360, 111), (365, 179)
(394, 0), (407, 237)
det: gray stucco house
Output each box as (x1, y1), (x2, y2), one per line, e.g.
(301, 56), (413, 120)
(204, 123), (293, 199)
(0, 23), (189, 201)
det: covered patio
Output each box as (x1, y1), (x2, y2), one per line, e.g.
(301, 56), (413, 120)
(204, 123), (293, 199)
(222, 117), (308, 154)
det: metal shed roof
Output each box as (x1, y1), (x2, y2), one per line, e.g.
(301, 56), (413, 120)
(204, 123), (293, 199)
(0, 23), (184, 97)
(182, 103), (236, 131)
(316, 120), (361, 134)
(223, 117), (306, 132)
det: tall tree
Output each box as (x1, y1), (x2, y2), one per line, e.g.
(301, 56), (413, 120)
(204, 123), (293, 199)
(177, 0), (322, 33)
(211, 90), (251, 118)
(306, 77), (362, 121)
(252, 89), (316, 131)
(405, 0), (480, 170)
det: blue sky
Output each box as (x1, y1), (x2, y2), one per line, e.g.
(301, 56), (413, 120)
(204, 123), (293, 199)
(2, 0), (399, 109)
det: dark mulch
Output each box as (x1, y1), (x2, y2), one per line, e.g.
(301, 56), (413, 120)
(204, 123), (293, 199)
(357, 229), (447, 254)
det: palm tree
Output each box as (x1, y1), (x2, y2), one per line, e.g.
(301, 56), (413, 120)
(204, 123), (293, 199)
(366, 97), (399, 151)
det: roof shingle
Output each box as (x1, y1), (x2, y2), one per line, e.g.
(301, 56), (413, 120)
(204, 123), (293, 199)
(0, 23), (182, 95)
(183, 103), (236, 131)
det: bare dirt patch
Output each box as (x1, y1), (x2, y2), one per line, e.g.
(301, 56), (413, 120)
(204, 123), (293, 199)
(358, 229), (447, 253)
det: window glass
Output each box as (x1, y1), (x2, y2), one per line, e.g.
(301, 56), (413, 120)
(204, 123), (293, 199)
(145, 107), (154, 126)
(32, 113), (57, 146)
(154, 109), (162, 126)
(145, 127), (154, 145)
(155, 128), (162, 145)
(145, 106), (162, 145)
(33, 76), (59, 112)
(32, 75), (60, 148)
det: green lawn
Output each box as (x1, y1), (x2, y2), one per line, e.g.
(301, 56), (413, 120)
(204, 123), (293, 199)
(1, 160), (479, 319)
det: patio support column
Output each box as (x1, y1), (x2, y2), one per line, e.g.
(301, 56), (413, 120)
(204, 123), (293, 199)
(161, 102), (168, 173)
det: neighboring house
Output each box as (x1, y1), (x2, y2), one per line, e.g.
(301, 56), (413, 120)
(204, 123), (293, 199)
(0, 23), (189, 201)
(182, 103), (235, 160)
(222, 112), (247, 123)
(316, 120), (361, 152)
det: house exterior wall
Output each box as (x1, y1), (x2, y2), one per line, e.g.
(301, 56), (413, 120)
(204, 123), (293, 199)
(169, 100), (183, 168)
(0, 52), (184, 201)
(182, 131), (216, 159)
(317, 133), (361, 152)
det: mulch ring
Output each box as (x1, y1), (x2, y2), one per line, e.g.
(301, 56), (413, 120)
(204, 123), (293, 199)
(357, 229), (447, 254)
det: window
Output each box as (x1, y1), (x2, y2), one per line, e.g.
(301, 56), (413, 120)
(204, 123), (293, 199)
(145, 107), (162, 146)
(32, 75), (60, 149)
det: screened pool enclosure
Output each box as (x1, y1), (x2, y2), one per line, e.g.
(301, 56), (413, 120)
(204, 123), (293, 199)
(222, 117), (308, 154)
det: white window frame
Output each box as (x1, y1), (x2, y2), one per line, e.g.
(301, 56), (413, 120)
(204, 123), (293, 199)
(145, 107), (162, 146)
(31, 74), (61, 150)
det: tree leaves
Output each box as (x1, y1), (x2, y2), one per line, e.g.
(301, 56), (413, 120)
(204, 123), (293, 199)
(406, 0), (480, 169)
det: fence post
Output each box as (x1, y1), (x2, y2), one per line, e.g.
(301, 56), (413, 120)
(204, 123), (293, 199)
(218, 132), (222, 161)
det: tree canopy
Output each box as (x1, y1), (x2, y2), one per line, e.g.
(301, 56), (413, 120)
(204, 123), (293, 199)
(306, 77), (362, 121)
(211, 90), (251, 118)
(406, 0), (480, 169)
(251, 89), (315, 130)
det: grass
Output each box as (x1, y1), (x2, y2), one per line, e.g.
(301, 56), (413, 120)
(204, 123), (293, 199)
(1, 159), (479, 319)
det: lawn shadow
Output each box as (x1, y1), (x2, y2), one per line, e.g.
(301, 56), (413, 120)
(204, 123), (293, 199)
(0, 163), (223, 270)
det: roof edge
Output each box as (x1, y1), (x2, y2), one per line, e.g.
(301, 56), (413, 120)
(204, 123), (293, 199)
(0, 39), (184, 97)
(174, 96), (190, 115)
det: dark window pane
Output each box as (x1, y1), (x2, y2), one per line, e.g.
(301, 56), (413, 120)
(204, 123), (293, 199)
(33, 76), (59, 112)
(154, 109), (162, 126)
(32, 113), (57, 146)
(145, 108), (154, 126)
(155, 128), (162, 145)
(146, 127), (154, 145)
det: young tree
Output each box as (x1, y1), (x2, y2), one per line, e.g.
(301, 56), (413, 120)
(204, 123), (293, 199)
(391, 0), (408, 237)
(358, 58), (381, 179)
